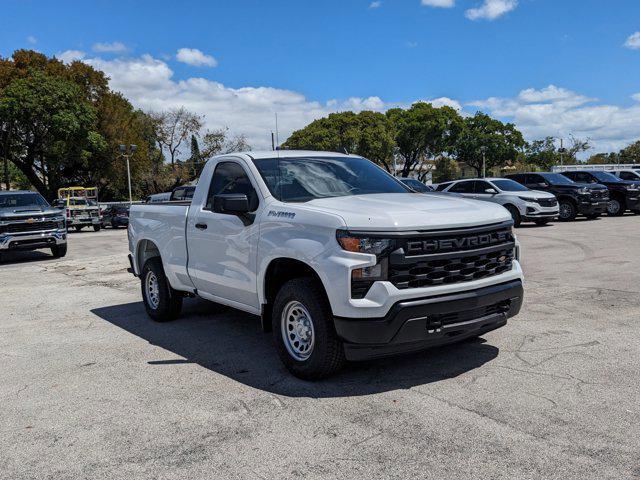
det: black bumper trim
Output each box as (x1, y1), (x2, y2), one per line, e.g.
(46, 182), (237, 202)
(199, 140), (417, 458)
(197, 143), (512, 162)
(334, 280), (523, 361)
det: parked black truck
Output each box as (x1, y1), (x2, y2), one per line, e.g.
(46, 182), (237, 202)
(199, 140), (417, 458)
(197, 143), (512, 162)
(559, 170), (640, 216)
(505, 172), (609, 221)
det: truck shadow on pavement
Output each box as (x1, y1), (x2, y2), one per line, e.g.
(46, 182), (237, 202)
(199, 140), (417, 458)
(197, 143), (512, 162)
(91, 298), (499, 398)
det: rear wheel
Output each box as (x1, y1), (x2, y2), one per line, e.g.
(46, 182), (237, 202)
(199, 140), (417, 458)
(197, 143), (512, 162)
(51, 244), (67, 258)
(504, 205), (521, 227)
(558, 200), (577, 221)
(141, 257), (183, 322)
(272, 278), (345, 380)
(607, 198), (625, 216)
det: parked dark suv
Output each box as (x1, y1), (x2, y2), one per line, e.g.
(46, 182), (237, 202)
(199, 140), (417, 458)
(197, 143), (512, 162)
(505, 172), (609, 221)
(559, 170), (640, 216)
(102, 205), (130, 228)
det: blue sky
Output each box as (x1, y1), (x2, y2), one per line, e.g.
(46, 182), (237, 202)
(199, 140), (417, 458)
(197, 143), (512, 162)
(2, 0), (640, 152)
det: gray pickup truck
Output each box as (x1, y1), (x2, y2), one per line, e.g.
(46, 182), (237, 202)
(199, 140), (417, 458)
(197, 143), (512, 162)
(0, 191), (67, 261)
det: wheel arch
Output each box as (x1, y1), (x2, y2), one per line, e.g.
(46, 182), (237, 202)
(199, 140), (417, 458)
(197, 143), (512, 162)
(260, 257), (330, 332)
(136, 238), (161, 273)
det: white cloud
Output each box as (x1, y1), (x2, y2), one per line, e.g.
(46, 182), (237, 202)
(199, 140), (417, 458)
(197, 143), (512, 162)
(369, 1), (382, 9)
(176, 48), (218, 67)
(26, 36), (37, 45)
(624, 32), (640, 50)
(465, 0), (517, 20)
(428, 97), (463, 110)
(84, 54), (390, 149)
(406, 41), (419, 48)
(421, 0), (455, 7)
(92, 41), (128, 53)
(469, 85), (640, 153)
(57, 50), (86, 63)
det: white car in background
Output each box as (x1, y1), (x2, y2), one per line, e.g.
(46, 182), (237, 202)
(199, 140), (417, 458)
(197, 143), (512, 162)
(611, 169), (640, 182)
(436, 178), (559, 227)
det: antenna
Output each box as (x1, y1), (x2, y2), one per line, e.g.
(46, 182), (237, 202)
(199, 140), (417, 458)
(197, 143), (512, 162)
(275, 113), (280, 148)
(271, 131), (275, 151)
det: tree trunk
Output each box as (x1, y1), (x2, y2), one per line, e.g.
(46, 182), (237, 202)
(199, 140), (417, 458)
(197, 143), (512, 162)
(2, 157), (9, 190)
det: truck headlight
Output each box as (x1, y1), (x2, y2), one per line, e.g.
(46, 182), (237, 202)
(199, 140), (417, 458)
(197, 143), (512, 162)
(55, 216), (66, 229)
(337, 230), (394, 298)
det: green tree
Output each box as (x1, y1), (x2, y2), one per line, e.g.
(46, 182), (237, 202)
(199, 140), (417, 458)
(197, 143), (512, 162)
(0, 70), (105, 200)
(618, 140), (640, 164)
(433, 157), (460, 183)
(386, 102), (463, 178)
(283, 111), (395, 171)
(525, 137), (561, 171)
(453, 112), (525, 177)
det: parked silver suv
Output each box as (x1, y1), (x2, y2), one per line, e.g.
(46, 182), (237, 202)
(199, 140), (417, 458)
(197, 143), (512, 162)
(436, 178), (559, 226)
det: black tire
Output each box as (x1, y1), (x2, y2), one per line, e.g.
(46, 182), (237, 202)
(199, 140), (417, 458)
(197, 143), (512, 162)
(141, 257), (183, 322)
(51, 243), (67, 258)
(535, 219), (551, 226)
(607, 197), (626, 217)
(558, 200), (577, 221)
(504, 205), (521, 227)
(93, 224), (101, 232)
(271, 278), (345, 380)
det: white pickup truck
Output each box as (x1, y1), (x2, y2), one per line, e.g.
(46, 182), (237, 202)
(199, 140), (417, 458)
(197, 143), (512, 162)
(128, 151), (524, 379)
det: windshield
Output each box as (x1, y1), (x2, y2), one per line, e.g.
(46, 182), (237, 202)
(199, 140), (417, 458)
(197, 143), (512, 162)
(252, 156), (409, 202)
(69, 198), (88, 206)
(590, 171), (621, 183)
(0, 193), (49, 210)
(491, 179), (529, 192)
(541, 173), (575, 185)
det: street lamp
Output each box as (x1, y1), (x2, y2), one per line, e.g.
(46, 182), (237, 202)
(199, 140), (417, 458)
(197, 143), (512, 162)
(479, 146), (488, 178)
(119, 144), (137, 204)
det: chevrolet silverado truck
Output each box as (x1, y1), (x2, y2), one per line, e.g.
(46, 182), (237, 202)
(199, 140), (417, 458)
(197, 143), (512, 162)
(0, 191), (67, 261)
(559, 170), (640, 216)
(128, 151), (524, 379)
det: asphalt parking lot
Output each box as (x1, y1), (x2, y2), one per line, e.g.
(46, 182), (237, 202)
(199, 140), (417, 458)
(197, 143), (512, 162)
(1, 218), (639, 480)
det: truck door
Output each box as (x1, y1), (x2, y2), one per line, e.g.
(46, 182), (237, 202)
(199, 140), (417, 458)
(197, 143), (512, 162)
(187, 160), (261, 310)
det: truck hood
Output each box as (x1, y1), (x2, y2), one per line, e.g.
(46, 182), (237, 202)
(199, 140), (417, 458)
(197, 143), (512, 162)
(0, 206), (62, 219)
(303, 193), (511, 231)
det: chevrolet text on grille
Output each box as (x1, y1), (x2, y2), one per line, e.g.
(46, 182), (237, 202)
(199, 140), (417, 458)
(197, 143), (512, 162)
(406, 231), (512, 255)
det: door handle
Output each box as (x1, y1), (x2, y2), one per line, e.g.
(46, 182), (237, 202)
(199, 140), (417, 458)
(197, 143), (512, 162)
(195, 223), (208, 230)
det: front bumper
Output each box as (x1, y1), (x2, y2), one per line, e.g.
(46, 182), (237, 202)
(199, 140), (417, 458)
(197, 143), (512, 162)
(626, 195), (640, 211)
(577, 198), (608, 215)
(68, 217), (100, 226)
(334, 280), (523, 361)
(0, 229), (67, 251)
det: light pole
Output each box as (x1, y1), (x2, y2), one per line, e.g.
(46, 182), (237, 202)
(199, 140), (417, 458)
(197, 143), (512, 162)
(480, 146), (487, 178)
(119, 144), (137, 204)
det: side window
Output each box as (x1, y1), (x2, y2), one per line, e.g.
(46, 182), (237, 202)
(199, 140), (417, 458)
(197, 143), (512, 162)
(619, 172), (635, 181)
(474, 181), (492, 193)
(206, 162), (259, 211)
(449, 181), (474, 194)
(171, 188), (184, 201)
(436, 182), (451, 191)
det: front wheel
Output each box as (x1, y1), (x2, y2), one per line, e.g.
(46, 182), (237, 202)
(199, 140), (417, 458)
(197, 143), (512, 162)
(51, 244), (67, 258)
(607, 198), (625, 216)
(141, 257), (183, 322)
(558, 200), (577, 221)
(93, 224), (101, 232)
(505, 205), (522, 227)
(272, 278), (345, 380)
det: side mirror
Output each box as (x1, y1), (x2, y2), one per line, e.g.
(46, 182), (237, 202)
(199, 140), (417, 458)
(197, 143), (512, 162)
(485, 188), (498, 194)
(213, 194), (250, 214)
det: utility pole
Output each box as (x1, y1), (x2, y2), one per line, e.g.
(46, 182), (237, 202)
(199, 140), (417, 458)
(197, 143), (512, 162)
(480, 146), (487, 178)
(119, 144), (137, 205)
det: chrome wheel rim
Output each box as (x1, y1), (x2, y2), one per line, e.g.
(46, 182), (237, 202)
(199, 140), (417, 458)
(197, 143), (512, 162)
(559, 203), (572, 219)
(281, 301), (315, 361)
(607, 200), (620, 214)
(145, 271), (160, 309)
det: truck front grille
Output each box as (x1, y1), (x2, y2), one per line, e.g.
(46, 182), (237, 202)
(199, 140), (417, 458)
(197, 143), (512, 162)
(589, 190), (608, 200)
(0, 221), (59, 234)
(388, 223), (515, 290)
(534, 198), (558, 207)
